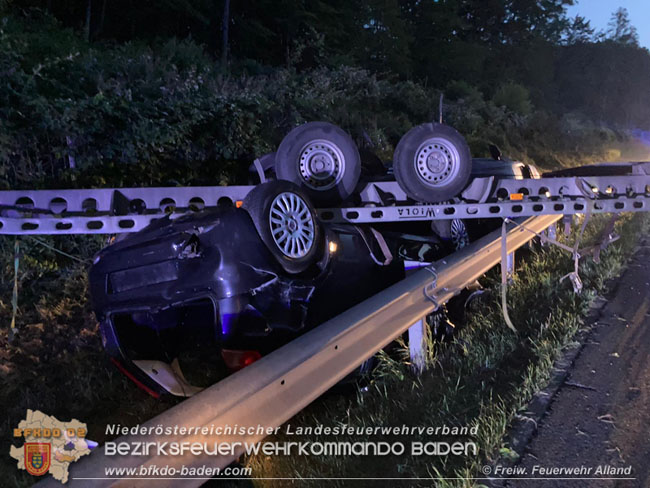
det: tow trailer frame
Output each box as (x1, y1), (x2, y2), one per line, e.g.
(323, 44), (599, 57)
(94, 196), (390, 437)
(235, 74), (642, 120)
(1, 173), (649, 235)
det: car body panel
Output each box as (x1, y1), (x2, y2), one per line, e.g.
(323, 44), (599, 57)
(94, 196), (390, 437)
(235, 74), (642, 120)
(543, 161), (650, 177)
(90, 204), (406, 395)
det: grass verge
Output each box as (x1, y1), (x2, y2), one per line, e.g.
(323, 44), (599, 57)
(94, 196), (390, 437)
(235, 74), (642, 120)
(242, 212), (650, 487)
(0, 235), (181, 487)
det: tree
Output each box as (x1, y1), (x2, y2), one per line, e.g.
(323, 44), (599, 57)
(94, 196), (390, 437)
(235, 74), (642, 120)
(84, 0), (91, 41)
(221, 0), (230, 67)
(352, 0), (413, 75)
(605, 7), (639, 46)
(563, 15), (594, 44)
(458, 0), (574, 46)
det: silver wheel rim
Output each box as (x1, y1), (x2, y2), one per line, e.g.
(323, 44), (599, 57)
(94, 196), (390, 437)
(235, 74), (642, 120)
(269, 192), (315, 258)
(298, 139), (345, 191)
(414, 137), (461, 187)
(451, 219), (469, 250)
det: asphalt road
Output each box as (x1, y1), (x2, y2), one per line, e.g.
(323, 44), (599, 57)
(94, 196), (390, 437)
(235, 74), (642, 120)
(504, 240), (650, 488)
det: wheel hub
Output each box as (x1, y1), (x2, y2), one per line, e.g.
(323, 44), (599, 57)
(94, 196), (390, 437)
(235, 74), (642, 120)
(426, 153), (447, 174)
(299, 140), (346, 190)
(268, 192), (315, 259)
(414, 138), (460, 187)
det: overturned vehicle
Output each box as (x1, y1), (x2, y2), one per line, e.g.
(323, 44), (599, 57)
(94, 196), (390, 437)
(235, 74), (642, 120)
(89, 120), (536, 397)
(89, 181), (418, 397)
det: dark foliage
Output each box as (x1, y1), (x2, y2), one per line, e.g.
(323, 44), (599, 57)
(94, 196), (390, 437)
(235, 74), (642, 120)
(2, 2), (647, 189)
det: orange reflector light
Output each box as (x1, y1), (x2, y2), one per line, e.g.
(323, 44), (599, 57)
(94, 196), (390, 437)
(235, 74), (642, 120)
(235, 200), (243, 208)
(510, 193), (524, 201)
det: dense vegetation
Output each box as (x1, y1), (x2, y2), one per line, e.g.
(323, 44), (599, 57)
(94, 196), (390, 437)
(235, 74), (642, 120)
(1, 2), (649, 190)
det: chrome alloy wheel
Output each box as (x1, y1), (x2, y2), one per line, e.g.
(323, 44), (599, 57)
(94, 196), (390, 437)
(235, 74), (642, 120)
(298, 139), (346, 190)
(269, 192), (315, 258)
(414, 137), (461, 187)
(451, 218), (470, 250)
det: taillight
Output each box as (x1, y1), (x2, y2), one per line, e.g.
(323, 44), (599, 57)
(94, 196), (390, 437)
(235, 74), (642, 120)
(221, 349), (262, 371)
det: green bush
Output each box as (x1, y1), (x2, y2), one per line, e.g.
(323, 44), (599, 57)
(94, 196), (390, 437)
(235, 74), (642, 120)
(492, 82), (533, 116)
(445, 80), (484, 107)
(0, 12), (620, 190)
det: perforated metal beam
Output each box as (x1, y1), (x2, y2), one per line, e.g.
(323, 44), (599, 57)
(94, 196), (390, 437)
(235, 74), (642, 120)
(317, 195), (650, 224)
(0, 186), (252, 213)
(2, 175), (649, 234)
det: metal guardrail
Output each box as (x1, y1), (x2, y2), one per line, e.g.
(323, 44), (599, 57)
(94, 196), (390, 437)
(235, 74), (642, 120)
(37, 214), (561, 487)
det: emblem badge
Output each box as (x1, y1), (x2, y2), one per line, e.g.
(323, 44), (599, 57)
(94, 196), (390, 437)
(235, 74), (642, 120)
(25, 443), (51, 476)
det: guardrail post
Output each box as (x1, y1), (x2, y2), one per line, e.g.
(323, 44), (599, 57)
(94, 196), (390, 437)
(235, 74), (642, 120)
(408, 317), (428, 374)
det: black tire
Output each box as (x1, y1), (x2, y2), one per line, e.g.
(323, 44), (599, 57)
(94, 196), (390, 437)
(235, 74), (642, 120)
(242, 180), (324, 274)
(393, 123), (472, 203)
(276, 122), (361, 205)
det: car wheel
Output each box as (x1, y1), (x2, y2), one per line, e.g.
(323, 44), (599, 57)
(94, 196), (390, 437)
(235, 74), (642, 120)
(451, 218), (470, 250)
(393, 123), (472, 202)
(243, 180), (324, 274)
(275, 122), (361, 206)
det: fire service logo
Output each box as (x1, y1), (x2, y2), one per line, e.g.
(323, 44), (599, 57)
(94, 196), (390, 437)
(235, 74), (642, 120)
(25, 443), (51, 476)
(10, 409), (97, 484)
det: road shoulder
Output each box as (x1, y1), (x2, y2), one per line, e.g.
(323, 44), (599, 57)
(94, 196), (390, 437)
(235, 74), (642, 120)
(492, 239), (650, 487)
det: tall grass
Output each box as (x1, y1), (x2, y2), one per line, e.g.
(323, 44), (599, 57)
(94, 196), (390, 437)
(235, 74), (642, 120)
(242, 213), (649, 486)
